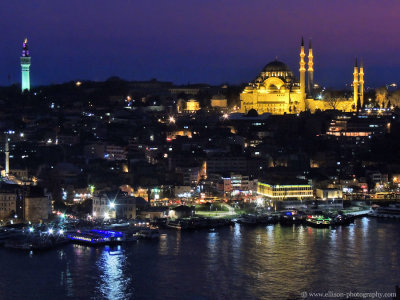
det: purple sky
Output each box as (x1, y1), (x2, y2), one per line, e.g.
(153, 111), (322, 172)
(0, 0), (399, 88)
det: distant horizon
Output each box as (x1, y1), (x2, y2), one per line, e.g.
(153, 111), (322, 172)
(0, 73), (390, 91)
(1, 1), (400, 89)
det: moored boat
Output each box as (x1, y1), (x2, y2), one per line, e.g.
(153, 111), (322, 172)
(369, 205), (400, 219)
(330, 214), (354, 226)
(305, 215), (331, 228)
(237, 214), (257, 225)
(67, 229), (124, 246)
(280, 210), (305, 225)
(136, 227), (160, 239)
(166, 220), (187, 230)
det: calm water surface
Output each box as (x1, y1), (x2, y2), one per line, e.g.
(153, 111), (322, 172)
(0, 218), (399, 300)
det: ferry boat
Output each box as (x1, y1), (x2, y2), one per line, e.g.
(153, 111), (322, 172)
(305, 215), (331, 228)
(67, 229), (124, 246)
(369, 205), (400, 219)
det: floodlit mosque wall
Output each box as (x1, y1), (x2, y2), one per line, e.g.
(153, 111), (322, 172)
(305, 98), (355, 113)
(240, 88), (305, 114)
(240, 38), (358, 115)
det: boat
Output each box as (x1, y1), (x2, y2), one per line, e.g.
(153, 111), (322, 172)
(237, 214), (257, 225)
(369, 205), (400, 219)
(237, 214), (277, 225)
(207, 218), (234, 228)
(330, 214), (354, 226)
(305, 215), (331, 228)
(4, 235), (58, 251)
(136, 227), (160, 239)
(66, 229), (124, 246)
(267, 215), (280, 224)
(280, 210), (305, 225)
(0, 228), (21, 245)
(166, 220), (187, 230)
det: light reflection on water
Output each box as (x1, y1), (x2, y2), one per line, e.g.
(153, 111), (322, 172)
(0, 218), (399, 300)
(158, 233), (168, 256)
(96, 246), (132, 300)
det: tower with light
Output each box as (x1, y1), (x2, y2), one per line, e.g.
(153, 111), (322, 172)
(4, 135), (9, 176)
(299, 37), (306, 99)
(307, 39), (314, 94)
(359, 59), (364, 107)
(20, 38), (31, 92)
(353, 58), (359, 108)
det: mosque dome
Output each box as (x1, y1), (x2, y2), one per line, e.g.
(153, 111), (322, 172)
(262, 59), (292, 73)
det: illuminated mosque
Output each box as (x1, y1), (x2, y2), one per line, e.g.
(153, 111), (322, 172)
(240, 38), (364, 114)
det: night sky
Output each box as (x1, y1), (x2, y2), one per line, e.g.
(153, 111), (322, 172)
(0, 0), (399, 88)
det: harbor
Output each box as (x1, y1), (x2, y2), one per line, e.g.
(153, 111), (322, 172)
(0, 217), (399, 300)
(0, 203), (394, 253)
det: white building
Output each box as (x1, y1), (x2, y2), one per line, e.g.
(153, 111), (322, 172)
(92, 191), (148, 219)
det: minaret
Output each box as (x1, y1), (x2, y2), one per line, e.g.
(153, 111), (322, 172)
(359, 59), (364, 107)
(353, 58), (359, 109)
(20, 38), (31, 92)
(5, 136), (9, 176)
(299, 37), (306, 99)
(307, 39), (314, 94)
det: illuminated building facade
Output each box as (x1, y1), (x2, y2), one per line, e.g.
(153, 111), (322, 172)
(257, 182), (313, 201)
(211, 95), (228, 109)
(326, 115), (388, 138)
(92, 191), (147, 219)
(20, 38), (31, 92)
(240, 38), (358, 114)
(240, 58), (305, 114)
(0, 184), (49, 222)
(315, 188), (343, 200)
(0, 191), (17, 219)
(185, 99), (200, 112)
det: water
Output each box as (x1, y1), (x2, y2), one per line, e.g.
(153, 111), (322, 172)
(0, 218), (399, 300)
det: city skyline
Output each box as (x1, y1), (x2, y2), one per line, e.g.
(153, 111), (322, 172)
(1, 0), (400, 88)
(1, 2), (400, 300)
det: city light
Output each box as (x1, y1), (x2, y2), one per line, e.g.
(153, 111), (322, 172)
(0, 5), (399, 300)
